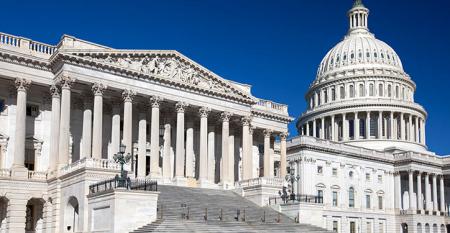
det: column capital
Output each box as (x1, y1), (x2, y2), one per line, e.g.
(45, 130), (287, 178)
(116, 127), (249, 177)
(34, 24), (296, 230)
(149, 95), (163, 108)
(241, 115), (252, 126)
(198, 107), (211, 118)
(92, 83), (107, 96)
(15, 78), (31, 92)
(175, 102), (189, 113)
(56, 74), (75, 90)
(263, 129), (273, 138)
(49, 85), (60, 98)
(122, 89), (136, 103)
(280, 132), (289, 140)
(220, 111), (233, 122)
(416, 170), (423, 175)
(249, 126), (255, 135)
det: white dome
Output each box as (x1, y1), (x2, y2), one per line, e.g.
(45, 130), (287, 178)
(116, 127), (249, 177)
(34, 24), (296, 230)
(317, 32), (404, 78)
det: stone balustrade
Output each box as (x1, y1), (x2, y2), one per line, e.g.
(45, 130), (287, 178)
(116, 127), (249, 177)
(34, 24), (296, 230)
(27, 171), (48, 180)
(60, 157), (121, 176)
(254, 99), (289, 115)
(0, 32), (57, 58)
(0, 168), (11, 177)
(235, 177), (285, 188)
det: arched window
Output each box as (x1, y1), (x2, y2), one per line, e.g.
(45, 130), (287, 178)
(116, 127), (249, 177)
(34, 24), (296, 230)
(317, 92), (321, 106)
(402, 87), (406, 100)
(379, 84), (384, 97)
(388, 85), (392, 97)
(343, 53), (347, 61)
(340, 86), (345, 99)
(417, 223), (422, 233)
(349, 85), (355, 98)
(349, 187), (355, 207)
(369, 84), (374, 96)
(395, 86), (399, 99)
(359, 84), (365, 97)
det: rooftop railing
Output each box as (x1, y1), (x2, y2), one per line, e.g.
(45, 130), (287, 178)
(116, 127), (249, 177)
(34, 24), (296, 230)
(0, 32), (57, 58)
(254, 99), (289, 115)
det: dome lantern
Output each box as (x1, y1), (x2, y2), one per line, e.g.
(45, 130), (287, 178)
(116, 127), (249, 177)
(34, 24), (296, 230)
(348, 0), (369, 34)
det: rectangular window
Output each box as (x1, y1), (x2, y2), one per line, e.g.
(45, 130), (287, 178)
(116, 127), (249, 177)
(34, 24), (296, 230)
(333, 221), (338, 232)
(378, 196), (383, 209)
(332, 88), (336, 101)
(332, 191), (338, 207)
(332, 168), (338, 176)
(350, 222), (356, 233)
(26, 104), (39, 117)
(379, 222), (384, 233)
(366, 173), (370, 181)
(317, 190), (324, 203)
(366, 195), (371, 209)
(378, 175), (383, 183)
(0, 99), (4, 112)
(367, 222), (372, 233)
(317, 166), (323, 174)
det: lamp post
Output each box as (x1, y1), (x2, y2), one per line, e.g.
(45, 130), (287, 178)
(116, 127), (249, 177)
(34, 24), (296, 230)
(285, 162), (300, 201)
(113, 143), (131, 187)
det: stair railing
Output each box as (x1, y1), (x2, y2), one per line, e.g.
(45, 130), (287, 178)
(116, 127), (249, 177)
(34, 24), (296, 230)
(235, 209), (240, 221)
(204, 208), (208, 221)
(276, 213), (281, 223)
(242, 209), (246, 222)
(261, 211), (266, 223)
(219, 208), (223, 221)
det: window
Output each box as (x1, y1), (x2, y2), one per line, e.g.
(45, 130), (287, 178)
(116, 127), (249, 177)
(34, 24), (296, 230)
(360, 119), (366, 137)
(349, 171), (354, 178)
(26, 104), (39, 117)
(395, 86), (399, 98)
(359, 84), (365, 97)
(349, 187), (355, 207)
(366, 195), (371, 209)
(332, 191), (338, 207)
(317, 190), (324, 203)
(350, 222), (356, 233)
(366, 173), (371, 181)
(317, 166), (323, 174)
(324, 90), (328, 103)
(378, 196), (383, 209)
(370, 117), (377, 137)
(332, 168), (338, 176)
(369, 84), (374, 96)
(340, 86), (345, 99)
(367, 222), (372, 233)
(349, 85), (355, 98)
(317, 92), (321, 106)
(378, 175), (382, 183)
(378, 84), (384, 97)
(333, 221), (338, 232)
(387, 85), (392, 97)
(332, 88), (336, 101)
(0, 99), (4, 112)
(379, 223), (385, 233)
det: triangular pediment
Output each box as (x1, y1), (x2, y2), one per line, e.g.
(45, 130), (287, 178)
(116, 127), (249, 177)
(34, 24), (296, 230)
(55, 50), (256, 104)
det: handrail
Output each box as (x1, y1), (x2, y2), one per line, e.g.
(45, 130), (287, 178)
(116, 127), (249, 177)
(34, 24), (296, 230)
(268, 194), (324, 205)
(89, 177), (158, 194)
(0, 32), (57, 56)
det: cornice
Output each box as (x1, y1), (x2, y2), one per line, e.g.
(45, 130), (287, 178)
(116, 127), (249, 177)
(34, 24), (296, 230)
(251, 109), (294, 124)
(0, 49), (50, 71)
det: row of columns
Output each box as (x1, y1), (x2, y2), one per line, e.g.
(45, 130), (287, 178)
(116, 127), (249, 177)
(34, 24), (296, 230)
(395, 171), (446, 213)
(300, 111), (426, 145)
(11, 76), (288, 184)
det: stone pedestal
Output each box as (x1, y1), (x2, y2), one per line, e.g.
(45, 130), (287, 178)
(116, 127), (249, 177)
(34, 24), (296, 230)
(87, 188), (159, 233)
(11, 166), (28, 178)
(234, 177), (284, 206)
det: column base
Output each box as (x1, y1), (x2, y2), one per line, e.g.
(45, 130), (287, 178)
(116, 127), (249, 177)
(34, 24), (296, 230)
(11, 166), (28, 178)
(173, 177), (187, 186)
(197, 179), (210, 188)
(220, 182), (235, 190)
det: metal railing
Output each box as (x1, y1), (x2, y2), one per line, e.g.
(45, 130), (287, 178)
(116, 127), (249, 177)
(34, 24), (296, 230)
(89, 177), (157, 194)
(268, 194), (324, 205)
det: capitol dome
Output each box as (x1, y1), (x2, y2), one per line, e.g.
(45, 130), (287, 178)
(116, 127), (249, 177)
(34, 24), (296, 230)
(297, 0), (428, 152)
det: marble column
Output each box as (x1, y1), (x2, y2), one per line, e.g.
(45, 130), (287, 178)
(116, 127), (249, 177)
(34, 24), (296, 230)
(137, 105), (147, 178)
(408, 114), (413, 142)
(280, 132), (288, 178)
(220, 112), (232, 185)
(409, 170), (415, 210)
(162, 120), (172, 180)
(198, 107), (210, 185)
(122, 90), (135, 156)
(354, 112), (359, 140)
(378, 111), (383, 139)
(306, 122), (310, 137)
(175, 102), (188, 180)
(433, 174), (438, 211)
(331, 115), (335, 141)
(12, 78), (31, 173)
(91, 83), (106, 159)
(81, 95), (93, 159)
(207, 125), (215, 183)
(57, 75), (74, 168)
(149, 96), (162, 178)
(394, 172), (402, 210)
(263, 129), (272, 177)
(390, 112), (394, 139)
(228, 129), (235, 183)
(312, 119), (317, 138)
(366, 111), (371, 139)
(440, 175), (445, 212)
(249, 127), (254, 178)
(49, 85), (60, 172)
(110, 102), (121, 156)
(400, 113), (405, 140)
(342, 113), (347, 141)
(320, 118), (325, 139)
(185, 120), (194, 178)
(415, 116), (419, 143)
(422, 119), (427, 145)
(241, 116), (252, 180)
(425, 173), (431, 211)
(417, 172), (423, 211)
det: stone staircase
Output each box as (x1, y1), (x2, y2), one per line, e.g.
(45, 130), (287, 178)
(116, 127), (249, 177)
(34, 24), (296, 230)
(131, 185), (330, 233)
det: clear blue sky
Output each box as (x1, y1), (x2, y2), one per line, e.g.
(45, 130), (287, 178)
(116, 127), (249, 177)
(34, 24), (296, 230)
(3, 0), (449, 155)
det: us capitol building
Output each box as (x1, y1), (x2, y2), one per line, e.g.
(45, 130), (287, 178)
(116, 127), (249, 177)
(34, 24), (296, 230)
(0, 0), (449, 233)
